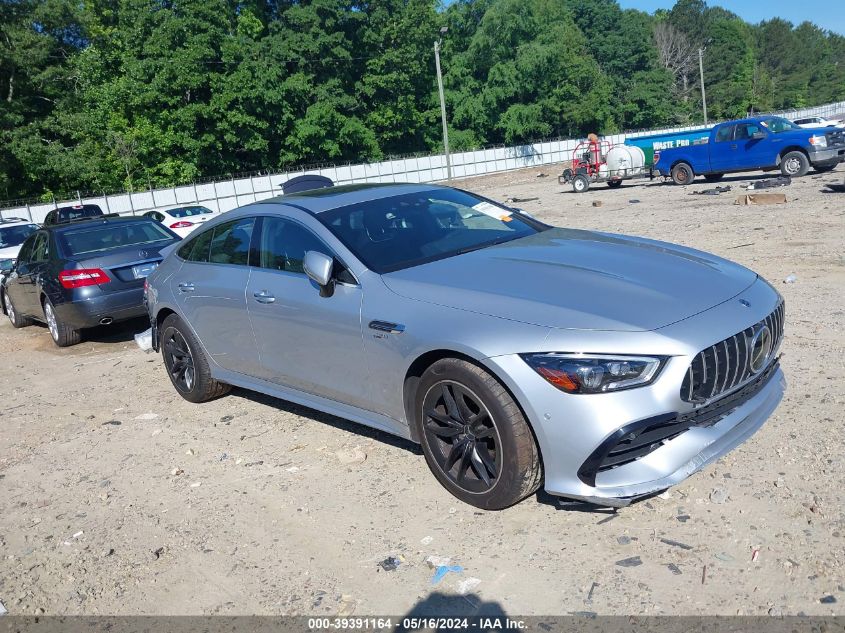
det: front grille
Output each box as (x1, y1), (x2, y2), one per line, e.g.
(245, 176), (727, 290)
(826, 130), (845, 147)
(578, 359), (781, 485)
(681, 302), (784, 403)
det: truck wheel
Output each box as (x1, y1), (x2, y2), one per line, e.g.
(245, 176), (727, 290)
(572, 174), (590, 193)
(780, 151), (809, 177)
(704, 173), (724, 182)
(670, 162), (694, 185)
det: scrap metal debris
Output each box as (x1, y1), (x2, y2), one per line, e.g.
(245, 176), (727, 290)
(504, 196), (539, 203)
(691, 185), (731, 195)
(747, 175), (791, 190)
(660, 538), (693, 551)
(615, 556), (642, 568)
(378, 556), (403, 572)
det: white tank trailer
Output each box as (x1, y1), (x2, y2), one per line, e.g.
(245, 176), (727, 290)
(559, 142), (652, 193)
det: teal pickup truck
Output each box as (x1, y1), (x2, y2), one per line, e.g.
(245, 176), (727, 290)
(654, 115), (845, 185)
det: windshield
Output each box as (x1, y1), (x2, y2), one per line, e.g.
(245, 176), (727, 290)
(760, 117), (801, 133)
(318, 188), (546, 273)
(59, 221), (175, 256)
(0, 224), (38, 248)
(168, 206), (213, 218)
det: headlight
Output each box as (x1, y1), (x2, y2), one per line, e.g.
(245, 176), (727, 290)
(520, 353), (665, 394)
(809, 134), (827, 147)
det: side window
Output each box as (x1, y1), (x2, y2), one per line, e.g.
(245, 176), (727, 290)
(715, 125), (734, 142)
(257, 217), (327, 274)
(735, 123), (761, 140)
(16, 235), (36, 264)
(30, 233), (48, 262)
(178, 229), (213, 262)
(209, 218), (255, 266)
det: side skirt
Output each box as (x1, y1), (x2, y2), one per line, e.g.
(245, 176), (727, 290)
(211, 367), (414, 442)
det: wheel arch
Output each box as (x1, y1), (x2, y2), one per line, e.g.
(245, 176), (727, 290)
(777, 146), (808, 163)
(402, 348), (543, 468)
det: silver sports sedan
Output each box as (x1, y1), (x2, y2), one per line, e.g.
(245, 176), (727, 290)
(144, 183), (785, 510)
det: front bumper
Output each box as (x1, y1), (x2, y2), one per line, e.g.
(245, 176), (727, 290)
(53, 287), (147, 329)
(484, 279), (786, 506)
(808, 145), (845, 166)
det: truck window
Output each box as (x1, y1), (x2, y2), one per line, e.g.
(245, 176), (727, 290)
(715, 126), (734, 142)
(734, 123), (762, 140)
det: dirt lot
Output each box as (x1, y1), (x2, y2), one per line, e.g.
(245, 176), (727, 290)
(1, 167), (844, 618)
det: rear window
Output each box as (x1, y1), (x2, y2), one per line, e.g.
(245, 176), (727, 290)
(56, 204), (103, 222)
(168, 206), (213, 218)
(60, 221), (174, 256)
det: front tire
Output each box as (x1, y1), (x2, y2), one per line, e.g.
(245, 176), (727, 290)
(572, 174), (590, 193)
(160, 313), (230, 403)
(780, 151), (809, 177)
(414, 358), (542, 510)
(671, 162), (694, 185)
(3, 291), (33, 328)
(43, 297), (80, 347)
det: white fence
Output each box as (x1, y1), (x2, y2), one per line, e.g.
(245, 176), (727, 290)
(2, 100), (843, 223)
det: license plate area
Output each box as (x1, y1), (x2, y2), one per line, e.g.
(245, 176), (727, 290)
(132, 262), (158, 279)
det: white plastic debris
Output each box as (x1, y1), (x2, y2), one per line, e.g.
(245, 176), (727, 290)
(135, 413), (159, 421)
(457, 577), (482, 595)
(134, 328), (154, 352)
(420, 536), (434, 545)
(72, 531), (83, 539)
(425, 555), (452, 569)
(0, 600), (6, 615)
(783, 274), (797, 284)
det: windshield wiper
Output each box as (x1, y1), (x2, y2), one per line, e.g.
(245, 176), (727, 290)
(456, 236), (512, 255)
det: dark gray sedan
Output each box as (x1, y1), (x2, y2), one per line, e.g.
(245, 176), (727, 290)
(1, 216), (180, 346)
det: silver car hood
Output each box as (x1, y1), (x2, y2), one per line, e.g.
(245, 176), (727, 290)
(381, 228), (757, 332)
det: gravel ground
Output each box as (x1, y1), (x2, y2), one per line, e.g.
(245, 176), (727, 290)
(1, 166), (843, 617)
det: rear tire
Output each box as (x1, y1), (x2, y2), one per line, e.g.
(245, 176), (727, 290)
(670, 162), (694, 185)
(43, 297), (81, 347)
(572, 174), (590, 193)
(704, 173), (725, 182)
(160, 313), (230, 403)
(414, 358), (542, 510)
(780, 151), (809, 177)
(3, 291), (33, 328)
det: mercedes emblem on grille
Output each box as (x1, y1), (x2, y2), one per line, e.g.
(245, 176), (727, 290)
(739, 299), (751, 307)
(139, 250), (149, 258)
(748, 325), (773, 374)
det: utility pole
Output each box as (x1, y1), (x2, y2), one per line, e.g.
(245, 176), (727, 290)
(434, 26), (452, 181)
(698, 47), (708, 125)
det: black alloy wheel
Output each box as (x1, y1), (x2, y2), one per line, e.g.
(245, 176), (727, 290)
(422, 380), (501, 493)
(163, 327), (196, 392)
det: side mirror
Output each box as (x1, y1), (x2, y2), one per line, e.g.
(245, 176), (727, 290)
(303, 250), (334, 297)
(751, 131), (766, 140)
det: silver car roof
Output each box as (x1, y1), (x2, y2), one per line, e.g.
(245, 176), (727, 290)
(253, 182), (449, 214)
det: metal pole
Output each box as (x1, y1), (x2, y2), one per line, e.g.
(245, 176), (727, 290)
(698, 47), (708, 125)
(434, 39), (452, 181)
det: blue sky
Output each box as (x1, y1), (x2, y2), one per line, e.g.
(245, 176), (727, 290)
(618, 0), (845, 35)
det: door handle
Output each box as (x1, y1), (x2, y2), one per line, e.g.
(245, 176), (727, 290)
(253, 290), (275, 304)
(178, 282), (195, 292)
(731, 144), (737, 150)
